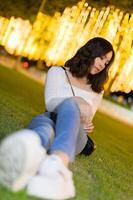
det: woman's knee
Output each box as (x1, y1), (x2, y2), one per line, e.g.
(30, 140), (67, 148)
(57, 98), (80, 114)
(28, 113), (54, 129)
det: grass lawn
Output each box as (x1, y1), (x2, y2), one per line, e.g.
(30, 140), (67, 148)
(0, 65), (133, 200)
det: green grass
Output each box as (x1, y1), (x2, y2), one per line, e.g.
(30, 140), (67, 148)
(0, 65), (133, 200)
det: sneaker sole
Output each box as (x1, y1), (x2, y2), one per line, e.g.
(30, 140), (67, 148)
(0, 129), (45, 191)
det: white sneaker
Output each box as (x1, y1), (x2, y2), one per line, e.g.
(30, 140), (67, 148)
(0, 129), (46, 192)
(27, 155), (76, 200)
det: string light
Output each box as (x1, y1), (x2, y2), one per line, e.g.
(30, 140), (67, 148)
(0, 0), (132, 93)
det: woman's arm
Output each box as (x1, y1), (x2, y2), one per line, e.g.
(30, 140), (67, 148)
(44, 67), (68, 112)
(73, 92), (103, 132)
(73, 97), (93, 128)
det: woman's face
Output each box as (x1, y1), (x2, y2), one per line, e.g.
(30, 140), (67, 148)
(90, 51), (113, 75)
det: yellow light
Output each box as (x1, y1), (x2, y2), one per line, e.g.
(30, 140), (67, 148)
(0, 0), (132, 92)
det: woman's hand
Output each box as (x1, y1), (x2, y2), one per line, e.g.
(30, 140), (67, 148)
(83, 120), (94, 133)
(73, 97), (93, 125)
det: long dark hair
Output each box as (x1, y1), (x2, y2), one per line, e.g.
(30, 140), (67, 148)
(64, 37), (115, 93)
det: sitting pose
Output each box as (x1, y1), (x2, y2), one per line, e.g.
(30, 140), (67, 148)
(0, 37), (115, 200)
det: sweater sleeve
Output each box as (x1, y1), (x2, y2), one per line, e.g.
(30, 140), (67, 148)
(44, 66), (67, 112)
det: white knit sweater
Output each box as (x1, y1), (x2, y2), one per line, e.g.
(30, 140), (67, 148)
(45, 66), (103, 119)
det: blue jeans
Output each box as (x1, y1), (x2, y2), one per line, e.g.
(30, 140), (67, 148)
(28, 98), (88, 162)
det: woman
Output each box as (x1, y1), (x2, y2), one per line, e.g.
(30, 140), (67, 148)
(0, 37), (115, 200)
